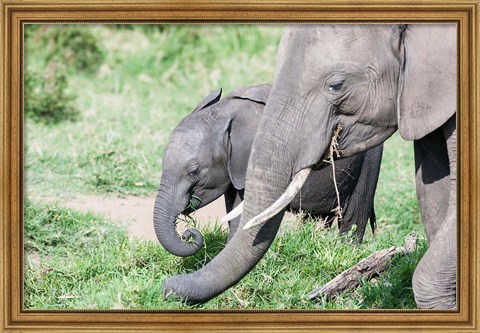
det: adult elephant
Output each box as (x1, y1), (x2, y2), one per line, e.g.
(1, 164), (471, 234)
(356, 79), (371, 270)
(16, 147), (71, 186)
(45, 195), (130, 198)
(163, 24), (456, 309)
(154, 84), (382, 257)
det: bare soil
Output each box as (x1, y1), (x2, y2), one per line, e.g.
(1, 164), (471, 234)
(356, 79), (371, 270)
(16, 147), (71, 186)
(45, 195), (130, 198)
(37, 195), (228, 242)
(36, 192), (301, 242)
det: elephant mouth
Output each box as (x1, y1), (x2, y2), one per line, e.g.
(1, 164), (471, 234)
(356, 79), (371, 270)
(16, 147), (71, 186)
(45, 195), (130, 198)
(182, 207), (195, 216)
(182, 194), (204, 216)
(311, 159), (330, 170)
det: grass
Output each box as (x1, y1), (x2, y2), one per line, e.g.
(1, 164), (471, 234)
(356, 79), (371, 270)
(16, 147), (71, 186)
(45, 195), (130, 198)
(25, 24), (283, 198)
(24, 198), (425, 310)
(23, 24), (425, 309)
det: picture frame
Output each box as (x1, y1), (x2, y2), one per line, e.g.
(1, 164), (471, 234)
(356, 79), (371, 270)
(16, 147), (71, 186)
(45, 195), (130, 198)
(1, 0), (479, 332)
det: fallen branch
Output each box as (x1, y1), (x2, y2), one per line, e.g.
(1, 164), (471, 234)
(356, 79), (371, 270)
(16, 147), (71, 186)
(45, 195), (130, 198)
(307, 232), (418, 300)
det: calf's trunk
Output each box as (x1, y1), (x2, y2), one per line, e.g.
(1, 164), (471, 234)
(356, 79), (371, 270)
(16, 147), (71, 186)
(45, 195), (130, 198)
(153, 172), (203, 257)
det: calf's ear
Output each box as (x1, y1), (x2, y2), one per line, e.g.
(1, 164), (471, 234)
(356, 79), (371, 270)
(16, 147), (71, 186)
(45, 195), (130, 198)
(397, 24), (456, 140)
(220, 118), (249, 191)
(230, 84), (271, 104)
(193, 88), (222, 112)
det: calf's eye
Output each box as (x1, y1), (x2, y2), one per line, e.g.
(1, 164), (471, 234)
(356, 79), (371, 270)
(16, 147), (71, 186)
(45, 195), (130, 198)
(187, 165), (200, 177)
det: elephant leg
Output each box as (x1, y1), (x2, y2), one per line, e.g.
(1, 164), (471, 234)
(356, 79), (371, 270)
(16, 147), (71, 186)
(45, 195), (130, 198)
(412, 116), (456, 309)
(413, 126), (450, 243)
(339, 193), (374, 243)
(338, 145), (383, 242)
(224, 185), (244, 242)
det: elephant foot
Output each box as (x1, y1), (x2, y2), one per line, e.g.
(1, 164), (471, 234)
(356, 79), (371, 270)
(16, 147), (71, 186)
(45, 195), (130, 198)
(412, 265), (456, 309)
(412, 221), (456, 309)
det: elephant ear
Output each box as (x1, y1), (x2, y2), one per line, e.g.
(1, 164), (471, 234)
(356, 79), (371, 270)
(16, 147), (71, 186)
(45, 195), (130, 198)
(224, 118), (254, 190)
(192, 88), (222, 112)
(217, 85), (271, 190)
(398, 24), (456, 141)
(229, 84), (272, 104)
(220, 90), (266, 190)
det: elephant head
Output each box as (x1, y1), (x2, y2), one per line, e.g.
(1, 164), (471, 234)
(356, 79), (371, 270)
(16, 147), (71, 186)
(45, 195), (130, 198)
(153, 84), (270, 257)
(163, 24), (456, 307)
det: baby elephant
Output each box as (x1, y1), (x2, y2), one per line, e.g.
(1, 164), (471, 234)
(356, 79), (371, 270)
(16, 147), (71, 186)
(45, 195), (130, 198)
(154, 84), (383, 257)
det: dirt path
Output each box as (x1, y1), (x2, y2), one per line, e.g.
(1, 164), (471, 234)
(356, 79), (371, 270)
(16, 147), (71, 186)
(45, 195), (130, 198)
(38, 195), (228, 242)
(37, 192), (301, 242)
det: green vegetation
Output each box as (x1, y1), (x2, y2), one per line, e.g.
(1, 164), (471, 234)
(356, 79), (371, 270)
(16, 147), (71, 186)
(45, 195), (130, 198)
(24, 66), (79, 123)
(24, 200), (225, 309)
(25, 24), (282, 197)
(25, 25), (105, 123)
(24, 24), (424, 310)
(25, 197), (425, 310)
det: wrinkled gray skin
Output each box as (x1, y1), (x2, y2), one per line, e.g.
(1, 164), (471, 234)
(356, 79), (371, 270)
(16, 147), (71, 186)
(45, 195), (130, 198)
(163, 25), (456, 309)
(154, 84), (383, 257)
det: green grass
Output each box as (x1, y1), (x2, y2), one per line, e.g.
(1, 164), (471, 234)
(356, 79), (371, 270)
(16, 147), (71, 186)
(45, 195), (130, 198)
(23, 24), (425, 309)
(24, 199), (425, 310)
(25, 24), (283, 198)
(24, 200), (230, 309)
(373, 134), (422, 238)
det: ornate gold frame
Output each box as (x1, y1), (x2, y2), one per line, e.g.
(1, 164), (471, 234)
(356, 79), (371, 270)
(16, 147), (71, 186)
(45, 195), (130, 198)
(1, 1), (479, 332)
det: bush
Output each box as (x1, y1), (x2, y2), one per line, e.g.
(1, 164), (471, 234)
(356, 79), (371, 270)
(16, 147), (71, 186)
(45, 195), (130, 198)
(41, 25), (105, 74)
(24, 64), (79, 123)
(24, 25), (106, 123)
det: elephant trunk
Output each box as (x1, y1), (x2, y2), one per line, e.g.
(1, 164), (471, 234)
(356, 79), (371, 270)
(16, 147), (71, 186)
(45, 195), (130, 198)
(153, 172), (204, 257)
(162, 93), (331, 303)
(162, 142), (292, 303)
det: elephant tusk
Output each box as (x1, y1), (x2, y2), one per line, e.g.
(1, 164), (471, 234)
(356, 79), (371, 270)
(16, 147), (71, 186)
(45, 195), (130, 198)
(221, 201), (244, 223)
(243, 168), (312, 230)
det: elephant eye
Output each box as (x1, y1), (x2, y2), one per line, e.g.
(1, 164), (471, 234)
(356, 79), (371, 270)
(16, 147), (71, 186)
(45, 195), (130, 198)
(328, 81), (344, 93)
(187, 164), (200, 178)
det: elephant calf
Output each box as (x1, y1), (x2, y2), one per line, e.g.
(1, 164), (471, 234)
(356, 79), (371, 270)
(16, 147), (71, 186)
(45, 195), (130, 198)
(153, 84), (383, 257)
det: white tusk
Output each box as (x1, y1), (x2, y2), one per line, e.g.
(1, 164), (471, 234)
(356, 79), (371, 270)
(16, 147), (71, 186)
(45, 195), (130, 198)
(243, 168), (312, 230)
(221, 201), (244, 223)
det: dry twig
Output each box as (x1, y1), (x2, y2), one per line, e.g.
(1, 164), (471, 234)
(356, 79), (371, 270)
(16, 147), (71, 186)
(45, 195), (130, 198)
(323, 126), (343, 225)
